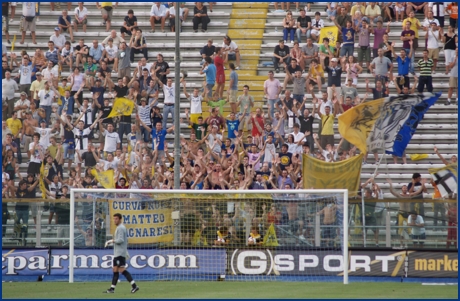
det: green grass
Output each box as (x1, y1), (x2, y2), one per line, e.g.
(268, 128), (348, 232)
(2, 281), (458, 299)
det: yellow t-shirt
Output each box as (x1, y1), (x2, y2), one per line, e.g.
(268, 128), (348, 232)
(320, 114), (335, 135)
(101, 2), (113, 8)
(350, 5), (365, 17)
(30, 80), (46, 99)
(57, 85), (71, 105)
(310, 65), (324, 78)
(402, 17), (421, 38)
(47, 145), (63, 160)
(6, 118), (23, 136)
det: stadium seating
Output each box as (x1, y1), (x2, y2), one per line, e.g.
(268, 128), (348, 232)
(2, 2), (457, 248)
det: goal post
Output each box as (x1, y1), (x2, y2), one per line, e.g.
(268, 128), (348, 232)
(69, 189), (349, 284)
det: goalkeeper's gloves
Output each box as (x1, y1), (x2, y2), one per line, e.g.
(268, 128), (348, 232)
(104, 240), (114, 248)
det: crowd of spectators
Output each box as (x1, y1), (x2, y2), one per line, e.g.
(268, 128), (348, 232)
(0, 2), (457, 247)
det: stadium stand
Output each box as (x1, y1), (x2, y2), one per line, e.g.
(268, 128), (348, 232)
(1, 2), (458, 249)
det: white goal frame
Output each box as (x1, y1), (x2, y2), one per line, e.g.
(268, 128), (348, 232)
(69, 188), (349, 284)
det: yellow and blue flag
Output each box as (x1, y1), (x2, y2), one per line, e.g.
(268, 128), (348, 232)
(339, 93), (441, 156)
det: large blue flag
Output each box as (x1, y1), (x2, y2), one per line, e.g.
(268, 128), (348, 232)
(367, 93), (441, 157)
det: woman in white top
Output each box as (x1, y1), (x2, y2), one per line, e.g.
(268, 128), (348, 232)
(285, 134), (299, 154)
(69, 66), (85, 105)
(345, 55), (363, 86)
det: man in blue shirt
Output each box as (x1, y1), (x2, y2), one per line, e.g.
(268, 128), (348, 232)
(89, 40), (104, 64)
(57, 9), (75, 43)
(46, 41), (60, 65)
(335, 19), (356, 66)
(137, 117), (174, 162)
(225, 106), (247, 142)
(393, 40), (413, 89)
(200, 56), (216, 102)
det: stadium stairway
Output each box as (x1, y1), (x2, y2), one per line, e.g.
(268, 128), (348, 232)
(2, 2), (458, 248)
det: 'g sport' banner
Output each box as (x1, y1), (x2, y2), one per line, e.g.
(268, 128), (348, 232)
(2, 248), (226, 276)
(109, 199), (174, 244)
(230, 249), (458, 278)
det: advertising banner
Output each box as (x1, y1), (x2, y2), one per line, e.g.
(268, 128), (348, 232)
(2, 249), (49, 276)
(3, 248), (456, 278)
(2, 248), (226, 276)
(109, 199), (174, 244)
(229, 249), (458, 278)
(407, 251), (458, 278)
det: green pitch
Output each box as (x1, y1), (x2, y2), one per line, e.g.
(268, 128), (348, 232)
(2, 281), (458, 299)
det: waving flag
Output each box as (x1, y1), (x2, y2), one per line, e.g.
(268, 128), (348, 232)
(39, 163), (47, 198)
(90, 169), (115, 189)
(319, 26), (339, 47)
(10, 35), (16, 52)
(339, 93), (441, 156)
(107, 97), (135, 118)
(302, 153), (363, 197)
(429, 163), (457, 198)
(338, 98), (385, 153)
(409, 154), (429, 161)
(368, 93), (441, 156)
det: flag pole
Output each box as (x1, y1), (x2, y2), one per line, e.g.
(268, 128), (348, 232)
(173, 3), (181, 189)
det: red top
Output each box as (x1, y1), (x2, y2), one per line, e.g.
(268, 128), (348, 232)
(214, 55), (225, 76)
(251, 115), (264, 137)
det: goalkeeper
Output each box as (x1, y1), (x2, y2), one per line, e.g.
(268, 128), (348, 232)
(104, 213), (139, 294)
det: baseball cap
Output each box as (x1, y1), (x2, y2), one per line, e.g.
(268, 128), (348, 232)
(140, 98), (147, 102)
(331, 58), (338, 62)
(20, 92), (27, 96)
(40, 119), (46, 124)
(54, 27), (60, 31)
(35, 71), (42, 76)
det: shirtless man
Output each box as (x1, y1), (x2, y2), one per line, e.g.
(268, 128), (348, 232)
(286, 198), (306, 242)
(317, 199), (337, 247)
(22, 111), (38, 160)
(137, 149), (157, 182)
(181, 131), (207, 155)
(388, 178), (426, 247)
(207, 161), (226, 188)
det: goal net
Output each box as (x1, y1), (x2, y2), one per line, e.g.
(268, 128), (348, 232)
(69, 189), (349, 283)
